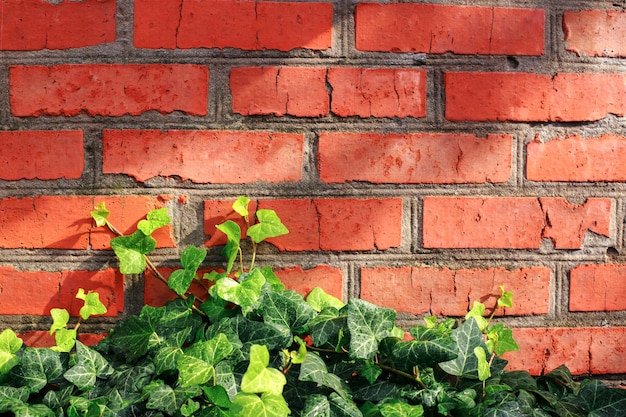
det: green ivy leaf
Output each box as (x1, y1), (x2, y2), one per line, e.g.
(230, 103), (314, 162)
(110, 230), (157, 274)
(181, 399), (200, 417)
(241, 345), (286, 396)
(229, 392), (290, 417)
(180, 245), (207, 272)
(11, 347), (65, 393)
(308, 307), (347, 349)
(580, 379), (626, 417)
(216, 220), (241, 274)
(203, 385), (233, 408)
(0, 329), (22, 381)
(486, 324), (519, 356)
(260, 289), (316, 334)
(137, 207), (171, 236)
(359, 360), (383, 385)
(233, 196), (251, 220)
(168, 269), (196, 296)
(439, 318), (489, 379)
(306, 287), (345, 312)
(247, 209), (289, 244)
(288, 336), (307, 365)
(391, 337), (458, 367)
(49, 309), (70, 335)
(0, 386), (30, 413)
(347, 298), (396, 360)
(214, 269), (266, 315)
(176, 354), (215, 388)
(63, 341), (113, 390)
(91, 202), (110, 227)
(473, 346), (491, 381)
(380, 400), (424, 417)
(260, 266), (285, 291)
(76, 288), (107, 320)
(299, 351), (351, 400)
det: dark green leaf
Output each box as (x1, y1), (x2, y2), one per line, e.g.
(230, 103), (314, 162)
(260, 289), (316, 334)
(11, 348), (65, 393)
(299, 351), (351, 400)
(580, 379), (626, 417)
(347, 298), (396, 360)
(63, 342), (113, 390)
(168, 269), (196, 296)
(439, 318), (488, 379)
(391, 336), (458, 366)
(302, 394), (331, 417)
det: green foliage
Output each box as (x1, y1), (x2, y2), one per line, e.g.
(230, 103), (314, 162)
(0, 198), (623, 417)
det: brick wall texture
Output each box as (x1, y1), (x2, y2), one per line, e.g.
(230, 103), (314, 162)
(1, 0), (625, 378)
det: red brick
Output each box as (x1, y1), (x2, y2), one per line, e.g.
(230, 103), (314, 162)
(361, 266), (550, 316)
(356, 4), (544, 56)
(230, 67), (329, 117)
(0, 0), (115, 51)
(10, 64), (208, 117)
(422, 197), (611, 249)
(103, 130), (304, 183)
(570, 264), (626, 312)
(135, 0), (332, 51)
(19, 332), (106, 348)
(505, 327), (626, 375)
(318, 132), (511, 184)
(277, 265), (343, 300)
(89, 195), (176, 250)
(205, 198), (403, 251)
(0, 195), (174, 250)
(527, 134), (626, 182)
(445, 72), (626, 122)
(0, 131), (84, 180)
(144, 267), (212, 307)
(0, 266), (123, 316)
(328, 68), (426, 118)
(564, 10), (626, 57)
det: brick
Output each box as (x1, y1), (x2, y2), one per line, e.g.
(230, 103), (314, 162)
(103, 130), (304, 183)
(445, 72), (626, 122)
(230, 67), (329, 117)
(0, 130), (84, 180)
(356, 4), (544, 56)
(504, 327), (626, 375)
(205, 198), (403, 251)
(360, 266), (550, 316)
(0, 195), (174, 250)
(144, 267), (212, 307)
(527, 134), (626, 182)
(318, 132), (511, 184)
(19, 332), (105, 348)
(0, 0), (115, 51)
(0, 266), (123, 316)
(10, 64), (208, 117)
(328, 68), (426, 118)
(277, 265), (343, 300)
(422, 197), (611, 249)
(564, 10), (626, 57)
(569, 264), (626, 312)
(135, 0), (333, 51)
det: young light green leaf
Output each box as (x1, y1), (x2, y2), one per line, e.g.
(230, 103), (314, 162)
(0, 329), (22, 380)
(486, 324), (519, 356)
(216, 220), (241, 274)
(465, 301), (488, 332)
(110, 230), (157, 274)
(91, 202), (110, 227)
(241, 344), (286, 396)
(137, 207), (171, 236)
(473, 346), (491, 381)
(214, 269), (266, 315)
(229, 392), (290, 417)
(168, 269), (196, 296)
(180, 245), (207, 272)
(51, 328), (77, 353)
(180, 399), (200, 417)
(49, 308), (70, 334)
(497, 285), (514, 309)
(380, 400), (424, 417)
(247, 209), (289, 243)
(288, 336), (307, 365)
(76, 289), (107, 320)
(176, 354), (215, 388)
(306, 287), (345, 312)
(233, 196), (251, 220)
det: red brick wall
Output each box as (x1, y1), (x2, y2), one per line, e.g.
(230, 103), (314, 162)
(1, 0), (625, 378)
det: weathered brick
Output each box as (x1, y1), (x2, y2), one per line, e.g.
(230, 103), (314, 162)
(103, 130), (304, 183)
(205, 198), (403, 251)
(318, 132), (511, 184)
(0, 266), (123, 316)
(0, 0), (115, 51)
(527, 134), (626, 182)
(505, 327), (626, 375)
(564, 10), (626, 57)
(0, 130), (84, 180)
(360, 266), (550, 316)
(135, 0), (332, 51)
(569, 264), (626, 312)
(445, 72), (626, 122)
(19, 332), (105, 348)
(356, 3), (544, 56)
(328, 68), (426, 118)
(277, 265), (343, 300)
(10, 64), (209, 116)
(230, 67), (329, 117)
(422, 197), (611, 249)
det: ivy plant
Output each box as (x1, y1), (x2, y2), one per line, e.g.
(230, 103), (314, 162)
(0, 197), (623, 417)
